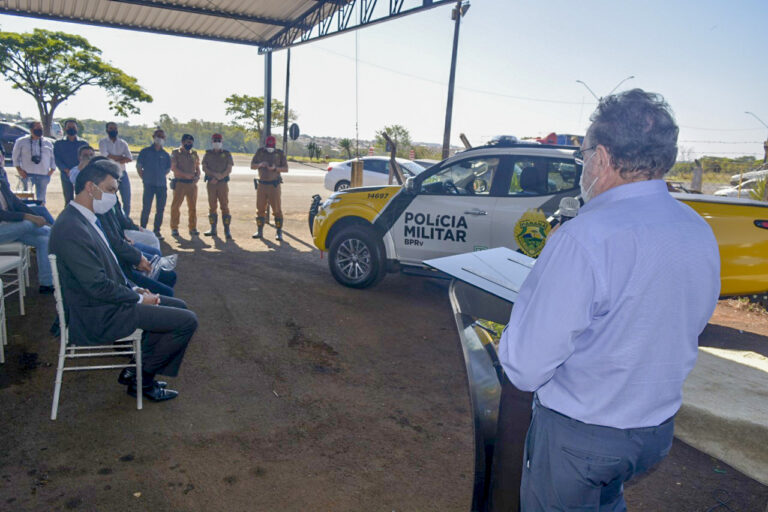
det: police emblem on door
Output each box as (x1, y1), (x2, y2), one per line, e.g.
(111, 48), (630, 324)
(514, 209), (551, 258)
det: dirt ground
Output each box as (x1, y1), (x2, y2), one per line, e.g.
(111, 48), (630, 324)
(0, 168), (766, 511)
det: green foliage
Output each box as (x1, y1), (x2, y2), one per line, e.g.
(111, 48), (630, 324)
(669, 156), (760, 182)
(306, 141), (322, 160)
(375, 125), (412, 158)
(749, 177), (767, 202)
(412, 145), (442, 160)
(0, 29), (152, 136)
(339, 138), (353, 159)
(224, 94), (296, 138)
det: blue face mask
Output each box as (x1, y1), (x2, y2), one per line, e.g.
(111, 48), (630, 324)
(184, 143), (193, 151)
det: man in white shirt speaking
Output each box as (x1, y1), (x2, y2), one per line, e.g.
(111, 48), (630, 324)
(499, 89), (721, 510)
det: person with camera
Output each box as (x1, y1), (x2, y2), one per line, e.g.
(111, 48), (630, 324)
(12, 121), (56, 203)
(250, 135), (287, 241)
(169, 134), (200, 238)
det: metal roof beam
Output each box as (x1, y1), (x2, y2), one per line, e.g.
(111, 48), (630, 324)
(107, 0), (294, 27)
(260, 0), (455, 53)
(0, 8), (263, 46)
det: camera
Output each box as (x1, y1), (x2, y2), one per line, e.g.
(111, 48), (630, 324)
(31, 155), (41, 164)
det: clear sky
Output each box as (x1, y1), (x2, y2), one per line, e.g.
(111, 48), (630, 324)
(1, 0), (767, 159)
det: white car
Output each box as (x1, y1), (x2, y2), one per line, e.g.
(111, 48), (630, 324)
(324, 156), (425, 192)
(714, 179), (759, 198)
(730, 169), (768, 186)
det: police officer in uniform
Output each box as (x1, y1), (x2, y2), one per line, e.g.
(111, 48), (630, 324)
(250, 135), (288, 241)
(170, 134), (201, 237)
(201, 133), (233, 239)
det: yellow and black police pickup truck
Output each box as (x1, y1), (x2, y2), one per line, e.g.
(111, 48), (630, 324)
(309, 139), (768, 295)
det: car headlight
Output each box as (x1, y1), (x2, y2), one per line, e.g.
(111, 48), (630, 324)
(321, 197), (341, 210)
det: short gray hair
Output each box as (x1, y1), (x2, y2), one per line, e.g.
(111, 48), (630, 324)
(589, 89), (679, 180)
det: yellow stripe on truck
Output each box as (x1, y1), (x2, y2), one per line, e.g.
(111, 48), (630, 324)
(682, 199), (768, 296)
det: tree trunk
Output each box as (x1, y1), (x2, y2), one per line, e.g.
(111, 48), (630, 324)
(36, 101), (55, 138)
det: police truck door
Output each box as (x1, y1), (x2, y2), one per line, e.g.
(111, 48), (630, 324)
(391, 155), (506, 264)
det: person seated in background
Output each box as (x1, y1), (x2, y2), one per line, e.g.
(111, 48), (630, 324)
(67, 144), (95, 186)
(87, 157), (177, 296)
(0, 159), (54, 294)
(50, 159), (197, 402)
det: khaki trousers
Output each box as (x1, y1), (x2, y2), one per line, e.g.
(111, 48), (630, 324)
(170, 181), (197, 230)
(207, 180), (230, 215)
(256, 183), (282, 220)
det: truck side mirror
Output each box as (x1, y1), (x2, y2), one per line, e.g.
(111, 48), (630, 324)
(404, 176), (416, 195)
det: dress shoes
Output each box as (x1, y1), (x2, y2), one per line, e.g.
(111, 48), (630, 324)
(153, 230), (164, 240)
(128, 381), (179, 402)
(39, 285), (55, 294)
(117, 367), (167, 388)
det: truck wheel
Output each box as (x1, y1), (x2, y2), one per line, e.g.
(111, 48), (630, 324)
(335, 180), (351, 191)
(328, 226), (386, 288)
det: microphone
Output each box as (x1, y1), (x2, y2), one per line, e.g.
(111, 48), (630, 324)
(558, 196), (580, 224)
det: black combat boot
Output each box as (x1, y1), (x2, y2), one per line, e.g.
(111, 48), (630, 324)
(252, 216), (265, 239)
(275, 217), (284, 241)
(204, 214), (217, 237)
(222, 214), (232, 240)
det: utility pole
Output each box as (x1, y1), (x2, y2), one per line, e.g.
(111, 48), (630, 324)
(442, 1), (469, 160)
(263, 51), (272, 145)
(282, 48), (291, 153)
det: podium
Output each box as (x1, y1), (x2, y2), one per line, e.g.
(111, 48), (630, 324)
(426, 248), (535, 512)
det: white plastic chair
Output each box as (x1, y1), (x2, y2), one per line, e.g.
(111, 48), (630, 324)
(0, 281), (7, 364)
(0, 254), (25, 315)
(49, 255), (143, 420)
(0, 242), (31, 288)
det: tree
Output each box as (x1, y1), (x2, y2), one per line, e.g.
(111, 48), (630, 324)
(339, 138), (353, 159)
(224, 94), (297, 139)
(0, 29), (152, 136)
(307, 141), (322, 160)
(375, 125), (412, 158)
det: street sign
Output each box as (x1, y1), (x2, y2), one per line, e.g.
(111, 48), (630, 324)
(368, 147), (374, 156)
(289, 123), (300, 140)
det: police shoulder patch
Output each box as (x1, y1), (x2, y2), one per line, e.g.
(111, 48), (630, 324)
(514, 209), (551, 258)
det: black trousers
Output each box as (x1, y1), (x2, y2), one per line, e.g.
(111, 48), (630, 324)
(140, 184), (167, 231)
(60, 171), (74, 204)
(135, 295), (197, 377)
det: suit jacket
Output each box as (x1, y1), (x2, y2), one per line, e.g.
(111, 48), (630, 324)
(97, 205), (142, 275)
(50, 204), (140, 345)
(0, 167), (35, 222)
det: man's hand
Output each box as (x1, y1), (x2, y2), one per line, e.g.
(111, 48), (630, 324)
(208, 176), (218, 184)
(137, 256), (152, 273)
(63, 168), (70, 176)
(18, 169), (28, 179)
(23, 214), (47, 227)
(47, 169), (55, 176)
(140, 292), (160, 305)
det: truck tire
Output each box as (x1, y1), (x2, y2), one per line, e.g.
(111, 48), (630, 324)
(328, 226), (386, 288)
(335, 180), (351, 191)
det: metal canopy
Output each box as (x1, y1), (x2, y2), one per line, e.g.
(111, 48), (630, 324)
(0, 0), (456, 52)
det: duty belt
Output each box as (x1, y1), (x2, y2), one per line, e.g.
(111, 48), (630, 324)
(174, 178), (195, 184)
(258, 178), (281, 187)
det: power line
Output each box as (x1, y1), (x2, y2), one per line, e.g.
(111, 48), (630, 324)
(680, 125), (764, 132)
(680, 140), (764, 144)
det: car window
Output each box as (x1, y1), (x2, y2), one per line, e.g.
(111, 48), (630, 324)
(5, 126), (27, 138)
(508, 157), (579, 196)
(400, 161), (425, 176)
(364, 159), (388, 174)
(420, 157), (501, 196)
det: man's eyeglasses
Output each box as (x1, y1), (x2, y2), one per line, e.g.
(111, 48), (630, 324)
(573, 145), (597, 162)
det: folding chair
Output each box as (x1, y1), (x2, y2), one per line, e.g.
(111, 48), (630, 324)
(0, 281), (7, 364)
(49, 255), (143, 420)
(0, 254), (25, 315)
(0, 242), (31, 288)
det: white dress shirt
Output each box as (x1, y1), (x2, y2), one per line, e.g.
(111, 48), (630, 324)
(98, 137), (132, 173)
(12, 135), (55, 175)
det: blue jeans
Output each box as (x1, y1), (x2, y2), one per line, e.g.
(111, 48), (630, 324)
(119, 172), (131, 218)
(134, 242), (161, 258)
(0, 220), (52, 286)
(129, 270), (174, 297)
(27, 205), (55, 225)
(141, 184), (167, 232)
(520, 398), (674, 511)
(27, 174), (51, 204)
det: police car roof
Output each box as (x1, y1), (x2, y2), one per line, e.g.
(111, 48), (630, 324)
(462, 142), (579, 152)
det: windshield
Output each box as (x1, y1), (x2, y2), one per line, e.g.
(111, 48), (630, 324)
(400, 161), (425, 176)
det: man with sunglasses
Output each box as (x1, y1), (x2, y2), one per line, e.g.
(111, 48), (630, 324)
(499, 89), (720, 509)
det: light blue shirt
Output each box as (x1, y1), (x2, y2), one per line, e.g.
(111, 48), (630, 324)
(68, 165), (80, 184)
(499, 180), (720, 429)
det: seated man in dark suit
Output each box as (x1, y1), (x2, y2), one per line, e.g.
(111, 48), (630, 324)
(49, 159), (198, 402)
(0, 159), (54, 293)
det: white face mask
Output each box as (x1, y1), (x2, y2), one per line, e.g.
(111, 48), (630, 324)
(154, 137), (165, 147)
(266, 147), (275, 153)
(212, 142), (222, 150)
(92, 185), (118, 214)
(579, 151), (601, 203)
